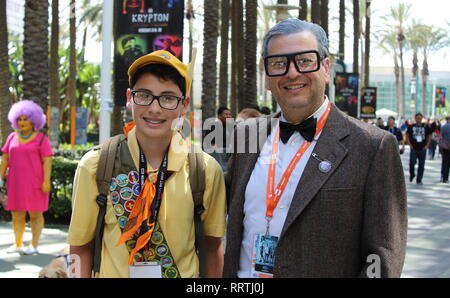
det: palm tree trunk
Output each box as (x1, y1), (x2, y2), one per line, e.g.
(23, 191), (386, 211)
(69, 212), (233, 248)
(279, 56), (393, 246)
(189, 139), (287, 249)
(244, 0), (257, 109)
(398, 32), (406, 119)
(219, 0), (230, 109)
(23, 0), (49, 112)
(69, 0), (77, 147)
(394, 55), (401, 116)
(311, 0), (321, 25)
(321, 0), (328, 37)
(353, 0), (359, 74)
(202, 0), (219, 125)
(298, 0), (307, 21)
(49, 0), (60, 147)
(339, 0), (345, 60)
(410, 50), (418, 116)
(234, 0), (245, 112)
(363, 0), (371, 88)
(422, 56), (429, 115)
(0, 0), (13, 144)
(230, 0), (238, 116)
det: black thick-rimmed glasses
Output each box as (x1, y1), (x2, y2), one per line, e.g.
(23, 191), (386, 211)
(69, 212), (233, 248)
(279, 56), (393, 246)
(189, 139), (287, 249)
(131, 90), (184, 110)
(264, 50), (323, 77)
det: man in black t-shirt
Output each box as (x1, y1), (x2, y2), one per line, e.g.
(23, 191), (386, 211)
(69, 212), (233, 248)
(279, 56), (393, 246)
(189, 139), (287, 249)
(405, 113), (432, 184)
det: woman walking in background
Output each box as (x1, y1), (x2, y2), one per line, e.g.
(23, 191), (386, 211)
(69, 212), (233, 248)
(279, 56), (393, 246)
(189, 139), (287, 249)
(0, 100), (53, 255)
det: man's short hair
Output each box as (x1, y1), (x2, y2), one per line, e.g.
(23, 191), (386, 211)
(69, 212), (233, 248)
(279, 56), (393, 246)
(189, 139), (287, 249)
(262, 18), (329, 61)
(129, 63), (186, 96)
(217, 106), (230, 115)
(388, 116), (396, 121)
(415, 113), (423, 118)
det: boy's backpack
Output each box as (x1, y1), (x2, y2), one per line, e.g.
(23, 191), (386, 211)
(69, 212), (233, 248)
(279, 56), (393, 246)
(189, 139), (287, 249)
(93, 134), (206, 277)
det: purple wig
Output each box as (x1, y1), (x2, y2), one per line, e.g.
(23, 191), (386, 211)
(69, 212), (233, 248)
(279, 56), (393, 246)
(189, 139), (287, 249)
(8, 100), (47, 131)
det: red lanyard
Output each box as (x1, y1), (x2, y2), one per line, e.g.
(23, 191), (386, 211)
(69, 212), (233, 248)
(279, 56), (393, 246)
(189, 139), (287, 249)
(265, 102), (331, 226)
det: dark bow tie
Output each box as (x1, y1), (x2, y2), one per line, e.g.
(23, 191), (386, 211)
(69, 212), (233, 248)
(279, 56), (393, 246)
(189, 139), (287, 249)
(279, 117), (317, 144)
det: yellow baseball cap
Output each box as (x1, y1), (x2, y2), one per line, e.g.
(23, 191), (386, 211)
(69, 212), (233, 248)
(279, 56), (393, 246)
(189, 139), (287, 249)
(128, 50), (192, 96)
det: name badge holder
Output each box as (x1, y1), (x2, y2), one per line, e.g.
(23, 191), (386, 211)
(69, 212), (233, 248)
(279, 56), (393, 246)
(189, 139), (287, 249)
(129, 261), (162, 278)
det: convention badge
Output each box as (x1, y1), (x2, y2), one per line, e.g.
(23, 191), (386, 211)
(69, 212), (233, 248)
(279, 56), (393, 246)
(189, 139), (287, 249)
(120, 187), (133, 201)
(114, 204), (125, 216)
(160, 256), (173, 268)
(124, 199), (136, 213)
(110, 191), (120, 204)
(129, 261), (162, 278)
(128, 171), (139, 184)
(116, 174), (129, 187)
(251, 234), (279, 278)
(151, 232), (163, 245)
(156, 244), (169, 257)
(118, 216), (128, 229)
(164, 267), (179, 278)
(126, 240), (136, 252)
(144, 247), (156, 260)
(132, 183), (141, 196)
(110, 177), (118, 191)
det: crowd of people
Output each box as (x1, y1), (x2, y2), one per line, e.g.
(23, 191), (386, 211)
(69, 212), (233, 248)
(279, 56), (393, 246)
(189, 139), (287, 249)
(0, 18), (448, 279)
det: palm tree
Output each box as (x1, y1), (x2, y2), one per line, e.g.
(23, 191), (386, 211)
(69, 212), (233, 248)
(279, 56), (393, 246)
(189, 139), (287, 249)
(219, 0), (230, 109)
(321, 0), (328, 37)
(244, 0), (258, 109)
(231, 0), (245, 115)
(298, 0), (307, 21)
(0, 0), (13, 144)
(352, 0), (359, 74)
(68, 0), (77, 147)
(418, 25), (448, 115)
(381, 3), (411, 120)
(377, 29), (400, 116)
(22, 0), (49, 112)
(311, 0), (321, 25)
(202, 0), (219, 126)
(49, 0), (60, 147)
(406, 19), (425, 116)
(339, 0), (345, 59)
(363, 0), (371, 88)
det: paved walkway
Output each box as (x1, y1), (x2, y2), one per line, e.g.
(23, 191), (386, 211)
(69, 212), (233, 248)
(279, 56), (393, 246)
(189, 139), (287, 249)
(0, 148), (449, 278)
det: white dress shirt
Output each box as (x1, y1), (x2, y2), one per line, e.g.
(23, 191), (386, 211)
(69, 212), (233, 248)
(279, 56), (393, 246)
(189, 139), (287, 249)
(237, 97), (329, 278)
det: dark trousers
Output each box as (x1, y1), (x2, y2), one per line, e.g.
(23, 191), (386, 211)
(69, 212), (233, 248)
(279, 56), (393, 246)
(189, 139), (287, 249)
(442, 149), (450, 182)
(410, 149), (426, 183)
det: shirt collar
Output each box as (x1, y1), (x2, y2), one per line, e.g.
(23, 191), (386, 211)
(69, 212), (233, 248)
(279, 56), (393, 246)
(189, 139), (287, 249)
(127, 126), (188, 172)
(280, 96), (329, 124)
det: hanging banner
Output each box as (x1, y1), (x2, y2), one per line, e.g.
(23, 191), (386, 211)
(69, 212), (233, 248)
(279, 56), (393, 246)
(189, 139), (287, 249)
(75, 107), (89, 145)
(360, 87), (377, 119)
(334, 73), (359, 118)
(114, 0), (185, 106)
(435, 87), (446, 108)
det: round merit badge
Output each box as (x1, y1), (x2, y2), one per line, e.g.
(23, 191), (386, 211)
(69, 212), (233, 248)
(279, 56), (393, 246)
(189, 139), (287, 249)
(124, 200), (136, 212)
(116, 174), (128, 187)
(110, 177), (117, 191)
(151, 232), (163, 245)
(132, 184), (141, 196)
(128, 171), (139, 184)
(110, 191), (120, 204)
(126, 240), (136, 252)
(161, 256), (173, 268)
(133, 252), (143, 263)
(118, 216), (128, 229)
(164, 267), (178, 278)
(114, 204), (125, 216)
(144, 248), (156, 260)
(120, 187), (133, 201)
(156, 244), (168, 257)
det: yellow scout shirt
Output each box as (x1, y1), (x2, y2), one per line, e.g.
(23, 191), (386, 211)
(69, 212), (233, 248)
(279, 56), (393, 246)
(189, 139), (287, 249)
(67, 127), (227, 277)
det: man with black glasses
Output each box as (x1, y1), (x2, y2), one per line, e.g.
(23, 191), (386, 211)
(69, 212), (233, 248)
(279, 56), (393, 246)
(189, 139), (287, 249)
(68, 50), (227, 278)
(224, 18), (407, 278)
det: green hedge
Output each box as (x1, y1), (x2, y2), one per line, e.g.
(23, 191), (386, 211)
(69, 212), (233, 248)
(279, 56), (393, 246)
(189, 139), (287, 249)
(47, 157), (79, 223)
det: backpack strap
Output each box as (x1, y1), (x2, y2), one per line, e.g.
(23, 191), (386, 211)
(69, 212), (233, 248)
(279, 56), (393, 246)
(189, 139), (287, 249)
(93, 134), (123, 276)
(188, 143), (206, 278)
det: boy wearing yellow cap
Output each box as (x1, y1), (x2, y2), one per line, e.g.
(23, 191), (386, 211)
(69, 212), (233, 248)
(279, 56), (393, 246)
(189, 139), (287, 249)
(68, 50), (227, 278)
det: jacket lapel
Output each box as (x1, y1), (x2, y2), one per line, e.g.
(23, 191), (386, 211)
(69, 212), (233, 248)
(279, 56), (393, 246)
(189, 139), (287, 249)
(280, 105), (350, 238)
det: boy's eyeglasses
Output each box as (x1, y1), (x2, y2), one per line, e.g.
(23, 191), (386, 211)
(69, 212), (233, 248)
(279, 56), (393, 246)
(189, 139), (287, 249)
(131, 90), (184, 110)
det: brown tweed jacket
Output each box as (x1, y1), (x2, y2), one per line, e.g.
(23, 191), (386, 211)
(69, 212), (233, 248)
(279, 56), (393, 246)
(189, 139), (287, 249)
(223, 105), (407, 278)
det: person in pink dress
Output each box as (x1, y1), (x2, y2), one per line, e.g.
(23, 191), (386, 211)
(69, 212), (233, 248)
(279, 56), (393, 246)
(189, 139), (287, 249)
(0, 100), (53, 255)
